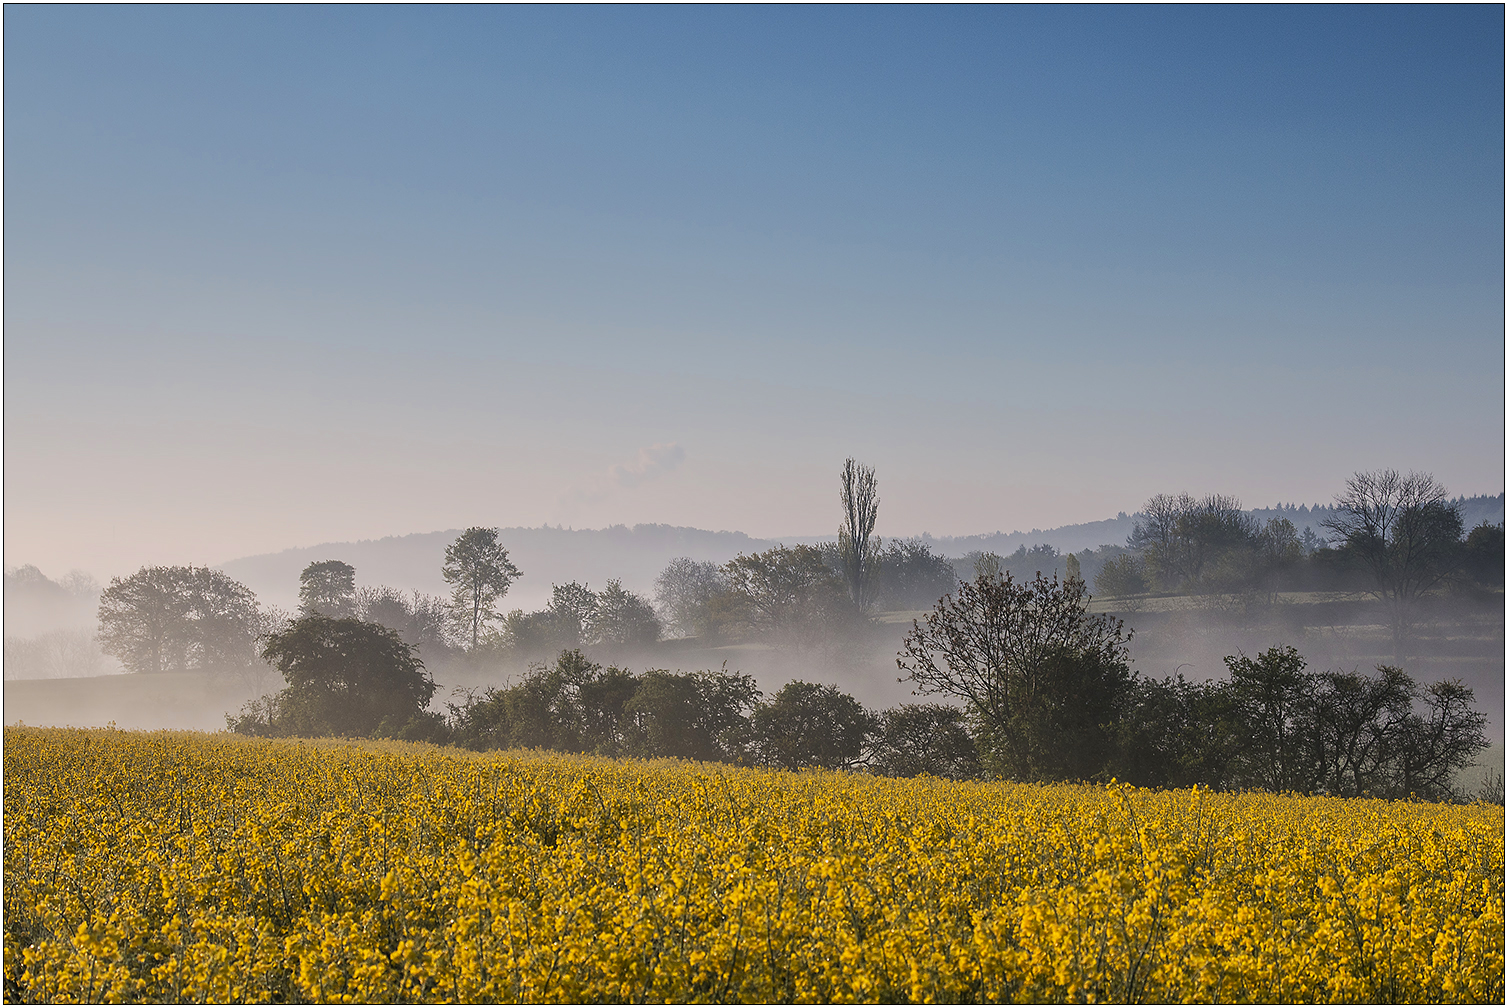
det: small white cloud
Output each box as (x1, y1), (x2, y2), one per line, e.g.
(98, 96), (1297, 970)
(561, 442), (687, 509)
(609, 443), (686, 489)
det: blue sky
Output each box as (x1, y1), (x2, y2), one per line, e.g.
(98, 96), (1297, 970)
(5, 5), (1503, 577)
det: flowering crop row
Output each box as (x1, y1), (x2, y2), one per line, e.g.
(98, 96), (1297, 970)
(4, 727), (1502, 1003)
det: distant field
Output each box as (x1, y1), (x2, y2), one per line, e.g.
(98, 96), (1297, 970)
(3, 670), (264, 733)
(5, 728), (1503, 1004)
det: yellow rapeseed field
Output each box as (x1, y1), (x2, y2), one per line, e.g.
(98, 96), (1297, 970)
(3, 727), (1502, 1004)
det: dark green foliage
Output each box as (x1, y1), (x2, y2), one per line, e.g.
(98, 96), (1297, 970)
(626, 666), (760, 763)
(1462, 522), (1505, 588)
(448, 651), (757, 762)
(1113, 675), (1241, 788)
(872, 540), (958, 611)
(231, 616), (436, 738)
(1112, 647), (1488, 801)
(592, 580), (662, 646)
(752, 681), (873, 771)
(898, 570), (1132, 782)
(867, 704), (981, 779)
(1094, 553), (1148, 598)
(448, 649), (610, 753)
(979, 646), (1134, 782)
(1224, 646), (1320, 792)
(717, 545), (857, 644)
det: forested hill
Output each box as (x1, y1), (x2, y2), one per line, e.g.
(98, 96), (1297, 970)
(215, 495), (1505, 612)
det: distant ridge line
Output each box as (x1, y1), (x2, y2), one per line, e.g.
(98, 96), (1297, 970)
(220, 493), (1505, 571)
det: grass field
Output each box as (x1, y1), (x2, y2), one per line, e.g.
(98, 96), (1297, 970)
(4, 727), (1502, 1003)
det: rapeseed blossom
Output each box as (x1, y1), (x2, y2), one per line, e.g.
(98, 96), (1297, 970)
(4, 727), (1502, 1003)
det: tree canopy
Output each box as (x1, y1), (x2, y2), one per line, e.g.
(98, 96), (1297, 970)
(1324, 470), (1464, 659)
(299, 560), (357, 618)
(443, 528), (523, 649)
(98, 566), (261, 675)
(897, 570), (1133, 781)
(235, 615), (437, 739)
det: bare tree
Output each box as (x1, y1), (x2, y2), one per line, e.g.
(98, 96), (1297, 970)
(1323, 470), (1463, 661)
(1128, 492), (1256, 591)
(838, 458), (880, 610)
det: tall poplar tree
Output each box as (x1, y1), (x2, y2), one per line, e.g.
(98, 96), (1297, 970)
(837, 458), (880, 610)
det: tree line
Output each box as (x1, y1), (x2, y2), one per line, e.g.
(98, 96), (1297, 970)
(90, 459), (1497, 800)
(89, 461), (956, 673)
(97, 467), (1498, 676)
(229, 561), (1490, 801)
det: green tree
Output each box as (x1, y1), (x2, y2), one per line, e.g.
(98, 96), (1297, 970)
(1462, 522), (1505, 588)
(653, 557), (727, 637)
(298, 560), (357, 618)
(625, 665), (760, 762)
(97, 566), (193, 674)
(499, 584), (598, 659)
(1129, 493), (1258, 592)
(721, 545), (854, 645)
(867, 704), (981, 779)
(590, 579), (661, 647)
(1224, 646), (1319, 792)
(546, 581), (599, 648)
(1094, 553), (1148, 599)
(872, 540), (957, 611)
(751, 681), (873, 771)
(1323, 470), (1464, 660)
(1113, 675), (1241, 789)
(837, 458), (880, 610)
(1115, 648), (1488, 800)
(98, 566), (261, 675)
(442, 527), (523, 649)
(576, 662), (642, 756)
(448, 650), (649, 757)
(898, 570), (1132, 781)
(234, 615), (437, 738)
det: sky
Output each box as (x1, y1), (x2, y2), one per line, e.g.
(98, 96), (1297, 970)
(5, 5), (1504, 581)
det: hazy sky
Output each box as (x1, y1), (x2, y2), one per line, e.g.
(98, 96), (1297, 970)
(6, 5), (1503, 580)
